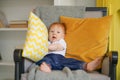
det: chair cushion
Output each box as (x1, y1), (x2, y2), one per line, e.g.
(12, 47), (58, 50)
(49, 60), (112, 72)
(88, 72), (110, 80)
(22, 12), (48, 62)
(60, 16), (112, 69)
(102, 57), (109, 75)
(21, 71), (110, 80)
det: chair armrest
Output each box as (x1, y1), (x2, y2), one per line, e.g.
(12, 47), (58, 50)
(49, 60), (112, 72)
(14, 49), (23, 62)
(14, 49), (24, 80)
(109, 51), (118, 80)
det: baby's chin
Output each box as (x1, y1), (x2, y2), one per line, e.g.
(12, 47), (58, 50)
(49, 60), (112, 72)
(50, 37), (63, 42)
(52, 40), (57, 42)
(50, 39), (57, 42)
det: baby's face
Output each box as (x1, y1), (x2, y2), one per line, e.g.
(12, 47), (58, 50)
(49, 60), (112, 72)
(48, 25), (65, 42)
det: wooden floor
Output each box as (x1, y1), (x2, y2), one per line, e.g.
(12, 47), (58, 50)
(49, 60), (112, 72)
(0, 66), (14, 80)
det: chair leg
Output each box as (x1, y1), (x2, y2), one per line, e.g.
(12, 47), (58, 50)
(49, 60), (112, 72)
(110, 64), (116, 80)
(15, 62), (20, 80)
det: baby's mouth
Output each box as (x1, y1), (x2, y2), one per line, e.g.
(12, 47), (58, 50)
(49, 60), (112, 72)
(52, 36), (56, 39)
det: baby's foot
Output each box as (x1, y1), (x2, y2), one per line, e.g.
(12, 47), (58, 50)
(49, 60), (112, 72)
(39, 62), (51, 73)
(86, 57), (102, 72)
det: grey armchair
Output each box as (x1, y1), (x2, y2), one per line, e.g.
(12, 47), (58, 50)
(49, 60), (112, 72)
(14, 6), (118, 80)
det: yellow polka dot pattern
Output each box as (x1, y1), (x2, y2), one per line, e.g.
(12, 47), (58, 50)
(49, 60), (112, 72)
(22, 12), (48, 62)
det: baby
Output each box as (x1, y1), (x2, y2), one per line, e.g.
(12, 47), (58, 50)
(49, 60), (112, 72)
(36, 22), (102, 73)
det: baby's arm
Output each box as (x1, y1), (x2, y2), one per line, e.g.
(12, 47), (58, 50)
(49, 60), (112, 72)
(48, 43), (64, 51)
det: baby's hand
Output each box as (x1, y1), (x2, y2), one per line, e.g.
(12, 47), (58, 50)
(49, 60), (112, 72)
(48, 44), (57, 51)
(48, 43), (64, 51)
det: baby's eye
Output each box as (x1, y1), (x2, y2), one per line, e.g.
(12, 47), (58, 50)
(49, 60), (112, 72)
(57, 31), (60, 33)
(50, 31), (54, 32)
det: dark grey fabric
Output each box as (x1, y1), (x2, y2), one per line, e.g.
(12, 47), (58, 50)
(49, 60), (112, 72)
(34, 6), (85, 27)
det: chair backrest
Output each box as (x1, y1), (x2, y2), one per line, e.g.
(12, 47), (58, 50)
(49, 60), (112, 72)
(84, 7), (107, 18)
(34, 6), (107, 27)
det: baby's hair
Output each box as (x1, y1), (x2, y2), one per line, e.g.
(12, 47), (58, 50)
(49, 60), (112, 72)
(49, 22), (66, 34)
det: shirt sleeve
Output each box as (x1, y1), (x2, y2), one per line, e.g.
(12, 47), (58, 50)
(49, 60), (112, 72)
(59, 39), (66, 50)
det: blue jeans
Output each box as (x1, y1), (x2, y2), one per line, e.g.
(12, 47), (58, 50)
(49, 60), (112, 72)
(36, 53), (85, 70)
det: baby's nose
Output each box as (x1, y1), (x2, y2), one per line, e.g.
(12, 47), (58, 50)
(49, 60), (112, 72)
(53, 32), (56, 35)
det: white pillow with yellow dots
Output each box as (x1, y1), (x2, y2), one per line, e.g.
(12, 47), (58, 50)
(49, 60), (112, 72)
(22, 12), (48, 62)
